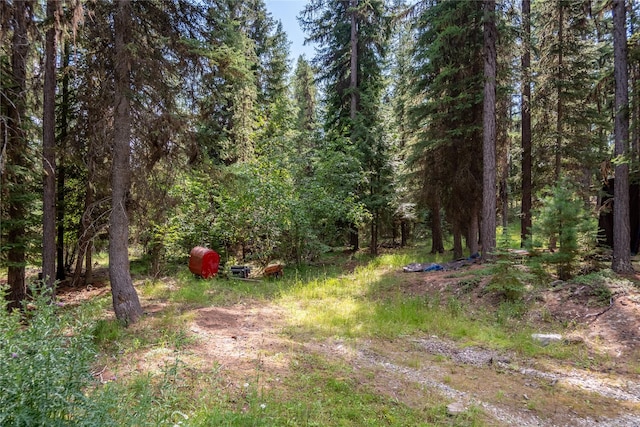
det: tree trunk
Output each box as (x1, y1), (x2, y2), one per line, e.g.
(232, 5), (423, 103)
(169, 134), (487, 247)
(349, 223), (359, 252)
(349, 0), (358, 122)
(70, 185), (94, 288)
(430, 198), (444, 254)
(452, 221), (463, 260)
(632, 5), (640, 161)
(42, 0), (58, 290)
(400, 220), (409, 247)
(555, 3), (563, 181)
(481, 0), (497, 260)
(521, 0), (532, 246)
(349, 0), (359, 252)
(110, 0), (143, 323)
(370, 211), (378, 256)
(500, 176), (508, 229)
(468, 209), (480, 256)
(57, 43), (70, 282)
(85, 243), (93, 285)
(612, 0), (634, 273)
(5, 0), (30, 309)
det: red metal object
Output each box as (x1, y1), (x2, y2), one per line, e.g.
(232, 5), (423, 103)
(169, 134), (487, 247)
(188, 246), (220, 278)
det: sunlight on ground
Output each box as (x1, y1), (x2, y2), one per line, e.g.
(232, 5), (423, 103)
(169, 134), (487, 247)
(280, 261), (386, 338)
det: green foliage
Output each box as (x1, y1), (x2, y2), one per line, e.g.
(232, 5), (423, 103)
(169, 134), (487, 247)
(485, 262), (526, 302)
(495, 300), (527, 325)
(163, 148), (371, 266)
(529, 178), (599, 280)
(0, 286), (96, 426)
(571, 270), (619, 306)
(531, 0), (610, 188)
(93, 318), (124, 348)
(407, 0), (485, 238)
(484, 233), (531, 301)
(457, 277), (481, 294)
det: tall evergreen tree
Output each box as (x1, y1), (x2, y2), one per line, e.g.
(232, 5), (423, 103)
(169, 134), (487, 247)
(293, 56), (318, 135)
(110, 0), (143, 323)
(388, 1), (418, 248)
(521, 0), (532, 246)
(612, 0), (633, 273)
(300, 0), (392, 254)
(482, 0), (497, 260)
(195, 0), (289, 165)
(631, 2), (640, 158)
(409, 0), (484, 259)
(42, 0), (59, 289)
(532, 0), (605, 191)
(2, 0), (35, 308)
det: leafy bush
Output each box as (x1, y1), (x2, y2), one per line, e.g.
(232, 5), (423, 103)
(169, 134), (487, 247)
(0, 286), (98, 426)
(571, 270), (617, 306)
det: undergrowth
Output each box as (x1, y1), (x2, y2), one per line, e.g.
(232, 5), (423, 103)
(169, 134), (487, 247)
(7, 242), (628, 426)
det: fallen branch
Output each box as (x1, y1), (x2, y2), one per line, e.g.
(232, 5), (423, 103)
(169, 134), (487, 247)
(584, 298), (615, 323)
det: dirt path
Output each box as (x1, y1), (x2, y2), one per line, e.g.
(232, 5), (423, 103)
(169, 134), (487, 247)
(56, 265), (640, 425)
(180, 300), (640, 426)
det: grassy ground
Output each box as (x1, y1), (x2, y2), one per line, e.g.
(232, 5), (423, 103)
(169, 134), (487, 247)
(6, 236), (640, 426)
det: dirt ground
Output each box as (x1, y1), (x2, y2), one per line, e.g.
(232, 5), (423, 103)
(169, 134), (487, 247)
(55, 264), (640, 426)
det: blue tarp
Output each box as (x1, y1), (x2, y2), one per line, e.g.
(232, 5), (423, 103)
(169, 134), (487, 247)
(402, 254), (480, 273)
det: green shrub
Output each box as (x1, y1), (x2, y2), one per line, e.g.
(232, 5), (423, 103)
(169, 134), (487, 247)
(529, 178), (598, 280)
(485, 235), (530, 301)
(0, 286), (98, 426)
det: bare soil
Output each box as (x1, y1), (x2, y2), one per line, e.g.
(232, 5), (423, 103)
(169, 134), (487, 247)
(55, 264), (640, 426)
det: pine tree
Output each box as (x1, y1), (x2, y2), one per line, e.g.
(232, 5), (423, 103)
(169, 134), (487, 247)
(301, 0), (392, 254)
(532, 0), (605, 191)
(482, 0), (498, 259)
(67, 0), (205, 320)
(612, 0), (633, 273)
(110, 0), (143, 323)
(521, 0), (532, 246)
(2, 0), (35, 308)
(42, 0), (58, 289)
(293, 56), (319, 135)
(409, 0), (484, 259)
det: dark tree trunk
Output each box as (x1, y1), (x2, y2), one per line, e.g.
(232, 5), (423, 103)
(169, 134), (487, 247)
(452, 221), (463, 260)
(42, 0), (58, 290)
(70, 179), (94, 288)
(481, 0), (497, 260)
(468, 209), (480, 256)
(500, 176), (508, 229)
(110, 0), (143, 323)
(400, 220), (409, 247)
(498, 90), (510, 230)
(555, 4), (564, 181)
(5, 0), (30, 309)
(632, 7), (640, 160)
(521, 0), (532, 246)
(349, 223), (359, 252)
(370, 207), (379, 256)
(430, 198), (444, 254)
(370, 211), (378, 256)
(612, 0), (634, 273)
(85, 243), (93, 286)
(349, 0), (359, 253)
(57, 43), (70, 282)
(350, 0), (358, 122)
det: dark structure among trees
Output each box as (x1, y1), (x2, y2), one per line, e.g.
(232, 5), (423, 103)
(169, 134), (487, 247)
(598, 179), (640, 255)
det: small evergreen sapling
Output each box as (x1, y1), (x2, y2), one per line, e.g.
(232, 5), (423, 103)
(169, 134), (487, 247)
(529, 179), (598, 280)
